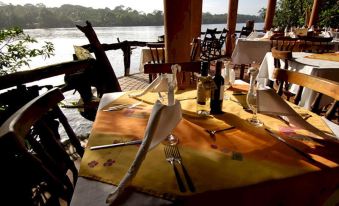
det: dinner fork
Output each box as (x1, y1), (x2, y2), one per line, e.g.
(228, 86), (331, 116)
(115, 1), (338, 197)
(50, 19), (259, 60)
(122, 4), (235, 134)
(103, 102), (141, 111)
(170, 146), (196, 192)
(164, 146), (186, 192)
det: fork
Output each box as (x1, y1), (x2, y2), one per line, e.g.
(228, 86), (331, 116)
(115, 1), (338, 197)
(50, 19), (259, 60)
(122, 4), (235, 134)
(206, 126), (236, 136)
(164, 146), (186, 192)
(103, 102), (141, 111)
(170, 146), (196, 192)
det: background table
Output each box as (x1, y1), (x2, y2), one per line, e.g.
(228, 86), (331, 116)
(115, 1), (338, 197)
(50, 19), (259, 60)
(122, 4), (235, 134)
(231, 38), (272, 65)
(258, 52), (339, 109)
(139, 48), (165, 72)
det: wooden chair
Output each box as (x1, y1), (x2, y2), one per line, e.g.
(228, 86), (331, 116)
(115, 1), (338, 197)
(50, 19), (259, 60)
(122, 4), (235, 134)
(145, 42), (165, 83)
(270, 36), (299, 51)
(273, 68), (339, 121)
(200, 28), (219, 61)
(239, 20), (254, 38)
(299, 36), (335, 53)
(144, 61), (201, 89)
(0, 88), (83, 205)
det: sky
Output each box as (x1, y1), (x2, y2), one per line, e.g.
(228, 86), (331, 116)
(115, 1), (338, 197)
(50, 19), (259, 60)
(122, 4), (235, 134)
(0, 0), (267, 15)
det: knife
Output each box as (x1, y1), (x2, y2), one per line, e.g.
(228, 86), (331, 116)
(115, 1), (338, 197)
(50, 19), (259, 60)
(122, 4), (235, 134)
(265, 128), (316, 163)
(90, 139), (143, 150)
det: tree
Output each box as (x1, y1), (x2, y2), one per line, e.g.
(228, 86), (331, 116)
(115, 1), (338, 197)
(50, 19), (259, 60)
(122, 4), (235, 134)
(0, 27), (54, 75)
(272, 0), (338, 28)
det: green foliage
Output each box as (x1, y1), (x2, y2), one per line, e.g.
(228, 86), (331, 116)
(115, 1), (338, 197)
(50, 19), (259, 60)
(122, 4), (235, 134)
(0, 27), (54, 75)
(0, 3), (263, 29)
(272, 0), (338, 28)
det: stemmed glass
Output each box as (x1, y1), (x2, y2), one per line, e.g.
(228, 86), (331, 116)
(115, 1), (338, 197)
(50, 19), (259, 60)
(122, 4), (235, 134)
(223, 60), (235, 100)
(246, 66), (264, 127)
(159, 74), (179, 146)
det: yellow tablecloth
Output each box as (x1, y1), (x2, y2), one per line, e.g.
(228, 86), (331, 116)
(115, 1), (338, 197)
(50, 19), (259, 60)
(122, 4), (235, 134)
(305, 53), (339, 62)
(79, 89), (339, 205)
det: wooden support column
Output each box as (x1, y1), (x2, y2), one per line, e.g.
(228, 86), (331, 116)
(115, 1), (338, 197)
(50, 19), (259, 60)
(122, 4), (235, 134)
(164, 0), (192, 63)
(308, 0), (321, 27)
(225, 0), (239, 57)
(264, 0), (277, 31)
(190, 0), (203, 42)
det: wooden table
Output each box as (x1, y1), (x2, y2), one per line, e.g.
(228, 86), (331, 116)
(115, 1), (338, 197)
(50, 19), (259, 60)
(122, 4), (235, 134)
(258, 52), (339, 109)
(71, 87), (339, 206)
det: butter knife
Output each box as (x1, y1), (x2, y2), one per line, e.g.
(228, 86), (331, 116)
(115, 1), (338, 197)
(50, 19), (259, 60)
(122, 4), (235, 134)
(90, 140), (142, 150)
(265, 128), (315, 163)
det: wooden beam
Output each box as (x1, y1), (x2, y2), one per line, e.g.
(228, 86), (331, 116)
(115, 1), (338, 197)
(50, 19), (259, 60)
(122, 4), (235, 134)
(225, 0), (239, 57)
(164, 0), (192, 62)
(0, 59), (95, 90)
(76, 21), (121, 92)
(308, 0), (321, 27)
(264, 0), (277, 31)
(190, 0), (203, 42)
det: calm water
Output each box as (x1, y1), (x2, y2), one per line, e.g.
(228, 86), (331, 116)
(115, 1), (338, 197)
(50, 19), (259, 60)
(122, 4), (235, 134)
(23, 23), (264, 86)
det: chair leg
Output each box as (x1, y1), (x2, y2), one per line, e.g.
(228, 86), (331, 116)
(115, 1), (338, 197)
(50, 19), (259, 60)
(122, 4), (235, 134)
(54, 106), (84, 157)
(239, 64), (245, 80)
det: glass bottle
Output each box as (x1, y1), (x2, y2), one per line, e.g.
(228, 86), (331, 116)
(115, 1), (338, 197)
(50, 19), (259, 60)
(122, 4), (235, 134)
(196, 61), (211, 116)
(210, 60), (224, 114)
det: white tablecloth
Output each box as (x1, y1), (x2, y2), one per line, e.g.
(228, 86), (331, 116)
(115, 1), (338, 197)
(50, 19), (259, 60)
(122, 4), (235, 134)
(139, 48), (165, 72)
(231, 38), (272, 65)
(257, 52), (339, 109)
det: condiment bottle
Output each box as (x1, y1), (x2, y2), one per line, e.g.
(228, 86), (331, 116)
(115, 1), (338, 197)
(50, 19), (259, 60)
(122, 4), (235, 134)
(196, 61), (211, 116)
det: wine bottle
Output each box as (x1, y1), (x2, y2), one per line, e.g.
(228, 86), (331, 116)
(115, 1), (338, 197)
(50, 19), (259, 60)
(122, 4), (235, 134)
(210, 60), (224, 114)
(196, 61), (211, 116)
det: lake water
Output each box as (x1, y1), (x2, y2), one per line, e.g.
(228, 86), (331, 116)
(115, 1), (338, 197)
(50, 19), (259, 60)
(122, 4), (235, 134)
(23, 23), (264, 86)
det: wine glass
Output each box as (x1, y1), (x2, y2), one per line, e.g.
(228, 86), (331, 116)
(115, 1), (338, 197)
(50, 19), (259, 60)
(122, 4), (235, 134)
(223, 60), (235, 100)
(159, 77), (179, 146)
(246, 66), (264, 127)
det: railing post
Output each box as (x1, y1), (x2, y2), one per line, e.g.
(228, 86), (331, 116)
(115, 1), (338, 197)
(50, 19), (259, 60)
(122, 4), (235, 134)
(122, 41), (131, 76)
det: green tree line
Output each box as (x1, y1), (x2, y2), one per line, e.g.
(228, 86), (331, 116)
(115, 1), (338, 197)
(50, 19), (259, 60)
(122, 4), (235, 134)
(0, 3), (263, 29)
(258, 0), (338, 28)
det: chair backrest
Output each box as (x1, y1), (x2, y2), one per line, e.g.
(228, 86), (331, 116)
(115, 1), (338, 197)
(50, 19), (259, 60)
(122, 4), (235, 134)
(200, 28), (220, 61)
(144, 61), (201, 89)
(239, 21), (254, 38)
(270, 36), (299, 51)
(217, 28), (228, 52)
(190, 37), (201, 61)
(299, 36), (336, 53)
(0, 88), (83, 205)
(145, 42), (165, 83)
(273, 68), (339, 120)
(271, 47), (298, 102)
(145, 42), (165, 64)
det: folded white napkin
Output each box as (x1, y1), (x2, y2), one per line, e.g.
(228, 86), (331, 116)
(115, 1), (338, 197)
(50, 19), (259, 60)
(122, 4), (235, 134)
(257, 89), (337, 140)
(106, 100), (182, 205)
(129, 64), (181, 99)
(106, 65), (182, 204)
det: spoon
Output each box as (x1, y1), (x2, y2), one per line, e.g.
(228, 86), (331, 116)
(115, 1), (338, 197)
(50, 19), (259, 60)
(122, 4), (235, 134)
(206, 126), (236, 136)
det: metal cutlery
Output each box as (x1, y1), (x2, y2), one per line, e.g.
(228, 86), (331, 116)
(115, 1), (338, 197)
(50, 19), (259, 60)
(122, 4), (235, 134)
(90, 139), (142, 150)
(206, 126), (236, 136)
(170, 146), (196, 192)
(164, 146), (186, 192)
(265, 128), (316, 163)
(103, 102), (141, 111)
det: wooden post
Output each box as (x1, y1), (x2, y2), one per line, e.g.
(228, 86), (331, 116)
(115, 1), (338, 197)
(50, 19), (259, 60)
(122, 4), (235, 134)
(264, 0), (277, 31)
(122, 42), (131, 76)
(164, 0), (192, 63)
(76, 21), (121, 93)
(308, 0), (320, 27)
(225, 0), (239, 57)
(190, 0), (203, 42)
